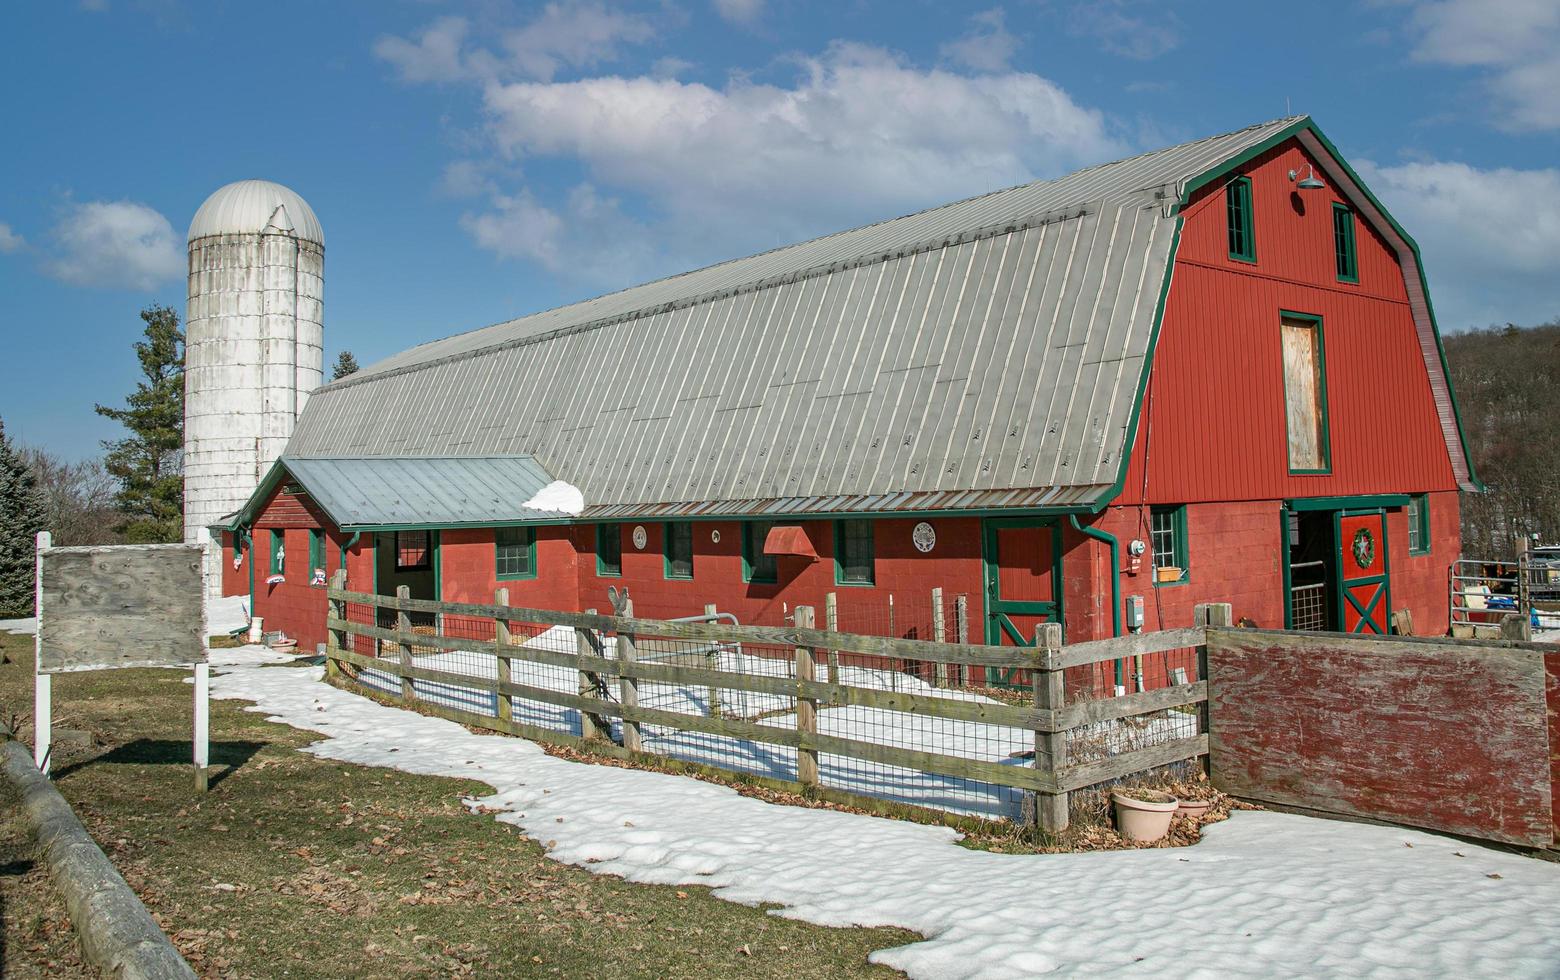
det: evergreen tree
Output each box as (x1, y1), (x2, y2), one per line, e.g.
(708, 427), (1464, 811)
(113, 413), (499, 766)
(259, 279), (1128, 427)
(0, 419), (48, 617)
(331, 350), (360, 380)
(95, 305), (185, 543)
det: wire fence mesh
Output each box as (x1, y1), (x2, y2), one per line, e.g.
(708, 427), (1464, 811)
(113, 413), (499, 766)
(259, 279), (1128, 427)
(331, 588), (1212, 826)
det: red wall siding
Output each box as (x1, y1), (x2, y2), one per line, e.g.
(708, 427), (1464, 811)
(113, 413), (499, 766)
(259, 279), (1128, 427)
(441, 527), (580, 612)
(1119, 137), (1457, 506)
(1384, 489), (1458, 636)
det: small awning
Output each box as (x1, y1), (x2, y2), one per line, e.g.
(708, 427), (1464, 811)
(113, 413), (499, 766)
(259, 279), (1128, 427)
(763, 524), (818, 560)
(215, 455), (572, 531)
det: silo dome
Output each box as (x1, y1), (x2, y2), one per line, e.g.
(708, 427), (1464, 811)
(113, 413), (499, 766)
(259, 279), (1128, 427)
(188, 179), (324, 246)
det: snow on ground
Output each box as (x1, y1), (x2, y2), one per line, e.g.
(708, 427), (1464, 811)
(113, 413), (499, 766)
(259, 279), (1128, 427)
(208, 595), (250, 636)
(0, 617), (36, 636)
(209, 651), (1560, 978)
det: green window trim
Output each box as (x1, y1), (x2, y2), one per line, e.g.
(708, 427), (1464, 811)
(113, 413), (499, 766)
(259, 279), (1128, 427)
(1280, 310), (1333, 476)
(834, 518), (875, 586)
(269, 529), (285, 576)
(1333, 203), (1358, 283)
(1150, 505), (1190, 586)
(1226, 175), (1256, 263)
(664, 522), (694, 580)
(1407, 494), (1431, 555)
(495, 527), (538, 581)
(395, 530), (433, 571)
(596, 523), (622, 577)
(308, 529), (325, 580)
(742, 521), (778, 584)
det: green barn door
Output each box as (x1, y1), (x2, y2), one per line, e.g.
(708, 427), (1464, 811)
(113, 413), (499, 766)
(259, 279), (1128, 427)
(982, 518), (1063, 686)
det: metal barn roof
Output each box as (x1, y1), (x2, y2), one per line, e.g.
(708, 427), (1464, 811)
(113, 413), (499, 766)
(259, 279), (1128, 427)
(223, 456), (562, 530)
(283, 116), (1411, 519)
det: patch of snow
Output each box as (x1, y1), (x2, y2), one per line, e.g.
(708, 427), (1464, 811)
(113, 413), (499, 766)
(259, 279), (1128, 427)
(208, 657), (1560, 978)
(522, 480), (585, 515)
(207, 595), (250, 636)
(0, 617), (36, 636)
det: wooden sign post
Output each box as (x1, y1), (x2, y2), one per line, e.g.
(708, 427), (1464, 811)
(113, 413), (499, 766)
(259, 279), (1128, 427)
(32, 533), (210, 790)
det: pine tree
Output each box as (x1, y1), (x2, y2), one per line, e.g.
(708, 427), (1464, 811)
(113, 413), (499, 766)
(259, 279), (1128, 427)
(0, 419), (48, 617)
(95, 305), (185, 543)
(331, 350), (360, 380)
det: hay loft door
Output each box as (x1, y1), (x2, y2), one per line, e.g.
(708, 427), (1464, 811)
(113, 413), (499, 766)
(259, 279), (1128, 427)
(982, 518), (1062, 686)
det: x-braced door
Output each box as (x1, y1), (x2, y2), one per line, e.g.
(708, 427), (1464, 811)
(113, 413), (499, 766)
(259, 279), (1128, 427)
(982, 518), (1063, 686)
(1337, 509), (1391, 634)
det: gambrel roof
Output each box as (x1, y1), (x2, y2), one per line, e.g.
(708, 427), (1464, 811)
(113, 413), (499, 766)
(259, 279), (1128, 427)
(282, 116), (1474, 521)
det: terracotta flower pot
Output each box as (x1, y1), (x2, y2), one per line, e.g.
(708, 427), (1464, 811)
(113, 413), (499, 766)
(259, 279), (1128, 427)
(1177, 799), (1212, 820)
(1112, 789), (1179, 842)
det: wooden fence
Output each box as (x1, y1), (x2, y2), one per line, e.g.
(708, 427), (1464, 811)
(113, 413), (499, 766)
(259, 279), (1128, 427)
(323, 574), (1228, 832)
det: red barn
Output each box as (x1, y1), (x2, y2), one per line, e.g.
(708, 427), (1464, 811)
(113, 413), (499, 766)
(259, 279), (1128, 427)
(215, 116), (1477, 682)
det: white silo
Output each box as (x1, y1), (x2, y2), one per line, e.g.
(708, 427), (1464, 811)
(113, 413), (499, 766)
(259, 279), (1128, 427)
(184, 180), (324, 596)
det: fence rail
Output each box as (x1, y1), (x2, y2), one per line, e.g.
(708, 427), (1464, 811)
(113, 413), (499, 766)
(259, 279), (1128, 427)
(324, 576), (1227, 831)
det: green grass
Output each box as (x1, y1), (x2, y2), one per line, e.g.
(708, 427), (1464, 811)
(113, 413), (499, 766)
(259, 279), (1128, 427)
(0, 631), (915, 978)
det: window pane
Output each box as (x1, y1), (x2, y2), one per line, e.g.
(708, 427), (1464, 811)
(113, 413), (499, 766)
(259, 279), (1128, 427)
(838, 519), (874, 585)
(1334, 206), (1357, 281)
(496, 527), (533, 578)
(746, 521), (777, 582)
(1151, 506), (1187, 581)
(1227, 177), (1254, 260)
(271, 530), (285, 574)
(1408, 495), (1428, 553)
(597, 524), (621, 576)
(666, 523), (693, 578)
(1281, 316), (1329, 471)
(397, 530), (430, 570)
(309, 530), (325, 576)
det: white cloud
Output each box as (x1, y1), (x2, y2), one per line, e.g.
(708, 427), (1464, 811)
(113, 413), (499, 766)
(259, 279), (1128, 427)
(44, 200), (183, 291)
(1359, 159), (1560, 329)
(1403, 0), (1560, 130)
(460, 184), (657, 282)
(464, 42), (1120, 280)
(1067, 1), (1180, 60)
(713, 0), (764, 26)
(374, 4), (655, 84)
(374, 16), (471, 83)
(0, 222), (24, 253)
(940, 8), (1021, 73)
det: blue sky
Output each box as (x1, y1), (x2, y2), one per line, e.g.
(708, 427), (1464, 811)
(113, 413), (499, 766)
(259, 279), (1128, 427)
(2, 0), (1558, 459)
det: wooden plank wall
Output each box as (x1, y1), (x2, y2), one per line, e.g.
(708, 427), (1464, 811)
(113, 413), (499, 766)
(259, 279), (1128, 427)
(1206, 627), (1553, 846)
(38, 544), (206, 673)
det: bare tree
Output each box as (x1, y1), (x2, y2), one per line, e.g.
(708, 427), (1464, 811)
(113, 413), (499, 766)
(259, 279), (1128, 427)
(21, 446), (124, 547)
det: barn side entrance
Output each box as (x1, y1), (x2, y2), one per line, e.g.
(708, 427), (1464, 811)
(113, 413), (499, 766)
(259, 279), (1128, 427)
(981, 518), (1062, 685)
(1283, 499), (1396, 634)
(374, 531), (441, 628)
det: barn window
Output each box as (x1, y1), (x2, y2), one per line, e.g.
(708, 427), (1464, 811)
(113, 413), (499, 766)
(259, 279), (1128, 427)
(1227, 176), (1256, 262)
(743, 521), (778, 583)
(269, 529), (285, 575)
(1151, 506), (1189, 584)
(1281, 312), (1331, 473)
(596, 524), (622, 577)
(664, 522), (693, 580)
(396, 530), (431, 571)
(495, 527), (536, 580)
(835, 519), (875, 586)
(308, 529), (325, 578)
(1333, 203), (1358, 283)
(1407, 494), (1430, 555)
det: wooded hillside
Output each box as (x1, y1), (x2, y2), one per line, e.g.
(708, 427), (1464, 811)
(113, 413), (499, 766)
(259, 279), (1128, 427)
(1444, 321), (1560, 557)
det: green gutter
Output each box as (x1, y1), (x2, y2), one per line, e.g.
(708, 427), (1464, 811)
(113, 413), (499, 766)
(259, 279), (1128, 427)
(1068, 514), (1124, 690)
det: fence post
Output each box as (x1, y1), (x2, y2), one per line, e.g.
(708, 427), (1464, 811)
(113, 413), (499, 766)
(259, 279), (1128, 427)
(1193, 602), (1231, 778)
(794, 605), (819, 789)
(704, 602), (723, 719)
(576, 608), (603, 741)
(824, 592), (840, 685)
(493, 588), (512, 724)
(615, 596), (643, 753)
(1032, 621), (1067, 833)
(396, 584), (414, 702)
(326, 569), (347, 681)
(932, 587), (948, 687)
(954, 594), (969, 688)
